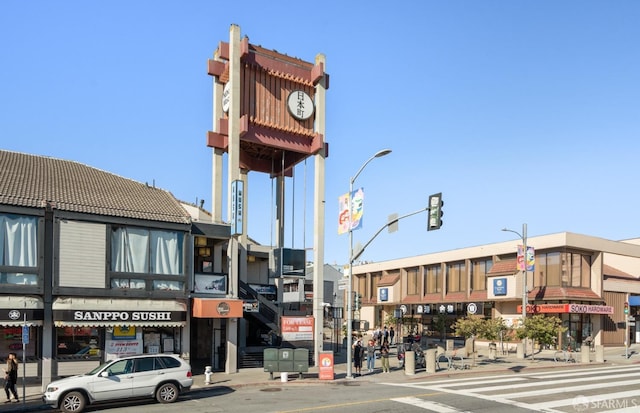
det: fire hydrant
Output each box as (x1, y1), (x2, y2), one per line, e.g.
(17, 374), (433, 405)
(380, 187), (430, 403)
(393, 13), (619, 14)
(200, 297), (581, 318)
(204, 366), (212, 385)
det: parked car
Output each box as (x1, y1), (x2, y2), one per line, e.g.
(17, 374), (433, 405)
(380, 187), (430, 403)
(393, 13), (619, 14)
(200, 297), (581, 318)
(43, 354), (193, 413)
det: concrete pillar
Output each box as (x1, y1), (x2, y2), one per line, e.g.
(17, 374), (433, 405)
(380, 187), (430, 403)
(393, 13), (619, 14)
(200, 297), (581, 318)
(516, 343), (524, 359)
(581, 345), (590, 363)
(405, 350), (415, 375)
(425, 349), (436, 374)
(489, 342), (497, 360)
(595, 345), (605, 363)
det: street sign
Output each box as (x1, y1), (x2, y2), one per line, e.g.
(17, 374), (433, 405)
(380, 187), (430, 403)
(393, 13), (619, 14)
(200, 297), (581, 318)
(628, 322), (636, 326)
(338, 284), (347, 290)
(22, 325), (29, 344)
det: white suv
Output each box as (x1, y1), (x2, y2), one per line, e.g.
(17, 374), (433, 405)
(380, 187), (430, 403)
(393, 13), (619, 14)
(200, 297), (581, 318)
(43, 354), (193, 413)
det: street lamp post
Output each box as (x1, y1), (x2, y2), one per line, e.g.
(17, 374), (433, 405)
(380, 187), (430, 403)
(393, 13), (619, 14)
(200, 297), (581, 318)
(502, 223), (528, 358)
(346, 148), (391, 379)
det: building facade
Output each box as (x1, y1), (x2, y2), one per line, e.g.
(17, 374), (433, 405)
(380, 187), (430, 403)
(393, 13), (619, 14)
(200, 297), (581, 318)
(0, 150), (195, 388)
(352, 232), (640, 348)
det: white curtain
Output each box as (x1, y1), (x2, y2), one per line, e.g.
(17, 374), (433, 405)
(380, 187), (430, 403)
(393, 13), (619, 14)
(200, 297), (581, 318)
(1, 214), (38, 266)
(111, 227), (181, 275)
(1, 214), (38, 285)
(111, 227), (149, 272)
(150, 230), (181, 275)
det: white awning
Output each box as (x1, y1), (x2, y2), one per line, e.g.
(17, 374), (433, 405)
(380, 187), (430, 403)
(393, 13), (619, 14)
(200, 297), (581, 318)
(0, 295), (44, 309)
(0, 295), (44, 327)
(52, 297), (186, 327)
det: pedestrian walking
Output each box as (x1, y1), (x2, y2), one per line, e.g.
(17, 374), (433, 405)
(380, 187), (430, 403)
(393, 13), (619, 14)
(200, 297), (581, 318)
(366, 339), (376, 372)
(4, 352), (19, 403)
(380, 341), (390, 372)
(352, 339), (364, 376)
(389, 326), (395, 345)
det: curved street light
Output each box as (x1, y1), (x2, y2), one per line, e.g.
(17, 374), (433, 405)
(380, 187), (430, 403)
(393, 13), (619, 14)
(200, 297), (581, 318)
(346, 148), (392, 379)
(502, 223), (528, 358)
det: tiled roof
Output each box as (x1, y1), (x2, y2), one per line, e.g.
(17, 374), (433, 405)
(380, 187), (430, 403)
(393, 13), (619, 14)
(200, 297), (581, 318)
(377, 273), (400, 287)
(0, 150), (191, 224)
(530, 286), (602, 301)
(603, 264), (638, 280)
(488, 259), (517, 275)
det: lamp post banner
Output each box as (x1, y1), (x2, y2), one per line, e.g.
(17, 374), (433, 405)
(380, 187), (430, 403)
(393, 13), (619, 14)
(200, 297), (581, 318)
(338, 188), (365, 234)
(517, 245), (535, 271)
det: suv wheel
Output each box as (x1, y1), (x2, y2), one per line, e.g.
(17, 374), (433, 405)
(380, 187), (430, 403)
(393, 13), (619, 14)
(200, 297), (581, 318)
(156, 383), (179, 403)
(60, 391), (86, 413)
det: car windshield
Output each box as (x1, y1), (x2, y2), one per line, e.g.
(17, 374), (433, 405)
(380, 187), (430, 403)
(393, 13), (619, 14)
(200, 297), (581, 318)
(86, 361), (112, 375)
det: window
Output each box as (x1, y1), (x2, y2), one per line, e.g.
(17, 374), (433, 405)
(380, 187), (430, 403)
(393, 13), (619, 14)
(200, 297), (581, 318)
(425, 264), (441, 293)
(111, 227), (184, 275)
(135, 357), (156, 372)
(407, 267), (419, 295)
(471, 258), (492, 291)
(0, 214), (38, 285)
(55, 327), (101, 359)
(446, 261), (467, 293)
(534, 252), (562, 287)
(111, 278), (146, 289)
(563, 252), (591, 288)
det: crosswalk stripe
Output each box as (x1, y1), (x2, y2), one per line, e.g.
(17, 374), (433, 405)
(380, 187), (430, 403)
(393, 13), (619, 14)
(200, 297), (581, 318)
(491, 377), (640, 399)
(382, 365), (640, 413)
(529, 389), (640, 410)
(391, 397), (465, 412)
(452, 371), (640, 393)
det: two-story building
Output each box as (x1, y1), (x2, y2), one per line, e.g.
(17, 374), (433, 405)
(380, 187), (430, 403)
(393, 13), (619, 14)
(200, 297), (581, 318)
(353, 232), (640, 348)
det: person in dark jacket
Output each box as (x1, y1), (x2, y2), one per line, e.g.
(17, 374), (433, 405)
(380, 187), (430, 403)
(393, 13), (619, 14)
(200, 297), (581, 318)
(352, 339), (364, 376)
(4, 352), (19, 403)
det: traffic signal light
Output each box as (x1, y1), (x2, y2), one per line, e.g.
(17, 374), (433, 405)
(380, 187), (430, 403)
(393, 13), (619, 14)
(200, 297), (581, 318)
(354, 293), (362, 311)
(428, 192), (443, 231)
(624, 302), (629, 314)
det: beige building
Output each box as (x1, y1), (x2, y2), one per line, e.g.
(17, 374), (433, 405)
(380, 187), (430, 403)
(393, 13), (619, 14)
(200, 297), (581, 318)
(352, 232), (640, 348)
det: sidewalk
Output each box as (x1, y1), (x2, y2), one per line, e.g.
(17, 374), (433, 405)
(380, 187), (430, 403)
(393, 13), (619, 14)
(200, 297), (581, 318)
(3, 344), (639, 412)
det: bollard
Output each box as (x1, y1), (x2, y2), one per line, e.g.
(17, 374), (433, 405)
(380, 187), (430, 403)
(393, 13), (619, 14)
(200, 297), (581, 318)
(516, 343), (524, 359)
(580, 345), (590, 363)
(595, 345), (604, 363)
(204, 366), (212, 385)
(405, 350), (415, 375)
(488, 343), (497, 360)
(425, 349), (436, 374)
(280, 372), (288, 382)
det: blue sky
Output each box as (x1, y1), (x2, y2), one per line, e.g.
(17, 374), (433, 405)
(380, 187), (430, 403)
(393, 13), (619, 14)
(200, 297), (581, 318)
(2, 1), (639, 267)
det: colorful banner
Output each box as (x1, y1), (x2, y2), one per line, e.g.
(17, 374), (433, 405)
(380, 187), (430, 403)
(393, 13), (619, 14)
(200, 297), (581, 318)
(517, 245), (535, 271)
(338, 188), (365, 235)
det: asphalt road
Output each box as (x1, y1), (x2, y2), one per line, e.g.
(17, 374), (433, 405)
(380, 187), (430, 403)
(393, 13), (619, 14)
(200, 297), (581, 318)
(65, 363), (640, 413)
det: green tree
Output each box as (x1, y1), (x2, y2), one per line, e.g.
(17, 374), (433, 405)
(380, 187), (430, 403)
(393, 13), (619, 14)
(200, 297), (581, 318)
(480, 317), (509, 343)
(452, 316), (484, 338)
(516, 314), (566, 360)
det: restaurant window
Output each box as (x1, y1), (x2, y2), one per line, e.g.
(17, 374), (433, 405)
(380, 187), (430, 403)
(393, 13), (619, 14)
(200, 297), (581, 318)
(425, 264), (441, 293)
(0, 213), (38, 285)
(407, 267), (419, 295)
(56, 327), (101, 359)
(446, 261), (467, 293)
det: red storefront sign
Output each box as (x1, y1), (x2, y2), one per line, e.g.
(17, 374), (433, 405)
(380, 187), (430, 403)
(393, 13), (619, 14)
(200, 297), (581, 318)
(517, 304), (614, 314)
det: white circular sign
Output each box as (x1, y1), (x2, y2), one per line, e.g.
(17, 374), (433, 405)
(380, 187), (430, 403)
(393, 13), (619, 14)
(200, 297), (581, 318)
(399, 305), (407, 315)
(222, 82), (231, 113)
(467, 303), (478, 315)
(287, 90), (314, 120)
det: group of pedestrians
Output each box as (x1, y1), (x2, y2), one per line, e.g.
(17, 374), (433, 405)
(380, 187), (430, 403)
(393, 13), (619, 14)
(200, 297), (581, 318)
(352, 326), (393, 376)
